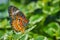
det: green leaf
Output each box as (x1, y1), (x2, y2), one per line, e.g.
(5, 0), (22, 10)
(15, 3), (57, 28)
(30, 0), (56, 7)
(43, 22), (59, 37)
(29, 14), (44, 24)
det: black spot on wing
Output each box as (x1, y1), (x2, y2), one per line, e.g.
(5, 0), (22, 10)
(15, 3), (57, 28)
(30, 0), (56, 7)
(8, 6), (19, 13)
(8, 6), (12, 18)
(19, 12), (26, 18)
(8, 6), (13, 12)
(13, 6), (19, 12)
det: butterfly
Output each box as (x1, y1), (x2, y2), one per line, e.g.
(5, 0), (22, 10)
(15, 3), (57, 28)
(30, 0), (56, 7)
(8, 6), (28, 33)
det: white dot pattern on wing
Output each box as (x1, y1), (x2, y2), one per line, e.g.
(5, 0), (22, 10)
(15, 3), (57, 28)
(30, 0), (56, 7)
(12, 10), (20, 15)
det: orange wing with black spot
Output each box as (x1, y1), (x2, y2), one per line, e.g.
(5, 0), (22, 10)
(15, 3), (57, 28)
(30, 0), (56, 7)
(8, 6), (28, 32)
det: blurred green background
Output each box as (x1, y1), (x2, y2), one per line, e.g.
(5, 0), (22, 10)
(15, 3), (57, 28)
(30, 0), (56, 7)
(0, 0), (60, 40)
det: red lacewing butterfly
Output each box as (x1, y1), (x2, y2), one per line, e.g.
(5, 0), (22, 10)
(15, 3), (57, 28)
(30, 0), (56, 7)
(8, 6), (28, 33)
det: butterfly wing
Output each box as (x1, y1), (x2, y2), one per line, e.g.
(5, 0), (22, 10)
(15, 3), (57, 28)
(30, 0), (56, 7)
(8, 6), (28, 32)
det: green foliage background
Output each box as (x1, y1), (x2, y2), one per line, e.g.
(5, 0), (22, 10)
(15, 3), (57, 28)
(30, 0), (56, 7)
(0, 0), (60, 40)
